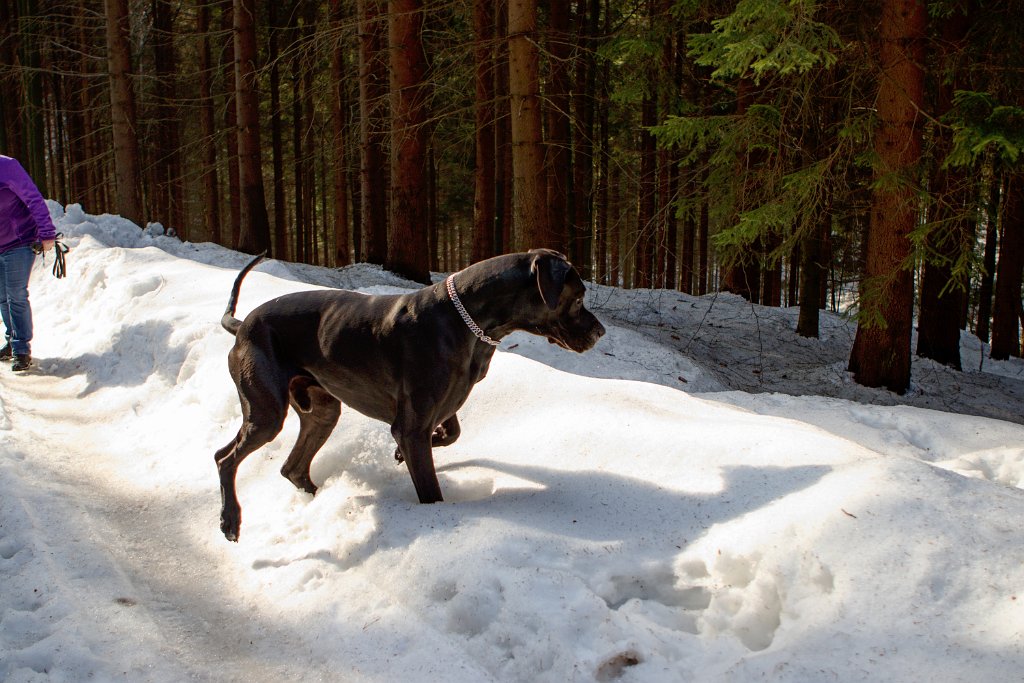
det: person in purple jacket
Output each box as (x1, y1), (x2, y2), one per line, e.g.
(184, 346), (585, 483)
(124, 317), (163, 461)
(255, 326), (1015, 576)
(0, 155), (55, 372)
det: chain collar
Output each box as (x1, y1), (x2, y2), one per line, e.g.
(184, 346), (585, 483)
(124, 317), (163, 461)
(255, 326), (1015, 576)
(445, 273), (500, 347)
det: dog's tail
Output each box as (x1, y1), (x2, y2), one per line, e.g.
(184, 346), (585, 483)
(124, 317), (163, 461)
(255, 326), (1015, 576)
(221, 252), (266, 336)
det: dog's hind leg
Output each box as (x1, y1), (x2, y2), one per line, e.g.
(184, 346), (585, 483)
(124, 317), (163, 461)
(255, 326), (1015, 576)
(216, 355), (290, 542)
(280, 376), (341, 495)
(431, 414), (461, 447)
(394, 414), (458, 463)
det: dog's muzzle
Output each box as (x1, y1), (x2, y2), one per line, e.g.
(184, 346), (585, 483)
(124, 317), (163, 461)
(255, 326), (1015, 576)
(548, 319), (605, 353)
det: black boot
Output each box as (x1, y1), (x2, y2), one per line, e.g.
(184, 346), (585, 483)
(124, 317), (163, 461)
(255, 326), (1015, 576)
(0, 343), (11, 361)
(12, 354), (31, 372)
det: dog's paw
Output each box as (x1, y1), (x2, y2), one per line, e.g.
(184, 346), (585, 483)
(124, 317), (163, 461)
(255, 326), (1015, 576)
(220, 516), (241, 543)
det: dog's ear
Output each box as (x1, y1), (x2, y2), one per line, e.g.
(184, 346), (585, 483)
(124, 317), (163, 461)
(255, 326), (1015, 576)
(531, 250), (572, 310)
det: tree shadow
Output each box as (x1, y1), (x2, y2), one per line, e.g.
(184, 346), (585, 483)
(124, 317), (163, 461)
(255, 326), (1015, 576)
(36, 321), (184, 396)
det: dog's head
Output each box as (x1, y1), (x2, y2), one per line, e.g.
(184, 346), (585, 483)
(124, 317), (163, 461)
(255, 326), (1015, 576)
(528, 249), (606, 353)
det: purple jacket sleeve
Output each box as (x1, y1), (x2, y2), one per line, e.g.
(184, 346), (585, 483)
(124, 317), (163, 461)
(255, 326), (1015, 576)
(1, 157), (57, 241)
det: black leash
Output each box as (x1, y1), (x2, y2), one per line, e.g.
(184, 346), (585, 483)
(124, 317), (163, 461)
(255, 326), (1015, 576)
(51, 238), (69, 278)
(33, 233), (70, 278)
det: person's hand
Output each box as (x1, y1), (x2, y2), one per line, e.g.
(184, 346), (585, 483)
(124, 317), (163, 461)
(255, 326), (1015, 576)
(41, 239), (54, 253)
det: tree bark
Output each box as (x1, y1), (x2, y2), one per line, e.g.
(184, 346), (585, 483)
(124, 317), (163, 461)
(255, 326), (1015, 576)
(545, 0), (571, 254)
(233, 0), (272, 254)
(471, 0), (496, 262)
(222, 3), (240, 247)
(976, 173), (1000, 342)
(330, 0), (351, 267)
(152, 0), (183, 235)
(290, 1), (306, 262)
(0, 2), (20, 161)
(848, 0), (926, 394)
(358, 0), (388, 264)
(991, 173), (1024, 360)
(386, 0), (431, 283)
(636, 94), (657, 288)
(197, 0), (220, 244)
(572, 0), (600, 278)
(268, 0), (287, 260)
(494, 0), (512, 255)
(797, 218), (826, 338)
(916, 5), (971, 370)
(104, 0), (143, 226)
(508, 0), (550, 250)
(16, 0), (46, 195)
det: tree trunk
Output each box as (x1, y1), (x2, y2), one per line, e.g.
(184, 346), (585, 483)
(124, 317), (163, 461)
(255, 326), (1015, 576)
(290, 1), (306, 262)
(0, 3), (20, 160)
(197, 0), (220, 244)
(471, 0), (496, 262)
(596, 41), (610, 283)
(636, 94), (657, 288)
(976, 173), (1000, 342)
(386, 0), (431, 283)
(301, 0), (317, 263)
(222, 3), (240, 247)
(797, 218), (826, 338)
(848, 0), (926, 394)
(233, 0), (272, 254)
(330, 0), (351, 267)
(991, 172), (1024, 360)
(698, 189), (709, 295)
(17, 0), (46, 195)
(508, 0), (550, 250)
(152, 0), (183, 234)
(104, 0), (143, 226)
(572, 0), (600, 278)
(494, 0), (512, 255)
(916, 5), (971, 370)
(545, 0), (571, 253)
(358, 0), (388, 264)
(268, 0), (287, 260)
(680, 206), (695, 293)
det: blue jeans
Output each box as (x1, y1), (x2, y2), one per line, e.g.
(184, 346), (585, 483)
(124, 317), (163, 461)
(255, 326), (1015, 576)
(0, 245), (35, 356)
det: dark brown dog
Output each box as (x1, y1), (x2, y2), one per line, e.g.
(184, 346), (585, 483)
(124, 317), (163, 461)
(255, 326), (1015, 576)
(215, 249), (605, 541)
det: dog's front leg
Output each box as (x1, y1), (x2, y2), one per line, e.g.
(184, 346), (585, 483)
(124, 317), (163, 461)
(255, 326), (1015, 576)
(391, 404), (444, 504)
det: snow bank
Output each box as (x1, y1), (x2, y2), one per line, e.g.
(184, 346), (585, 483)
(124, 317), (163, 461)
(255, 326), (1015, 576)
(0, 203), (1021, 682)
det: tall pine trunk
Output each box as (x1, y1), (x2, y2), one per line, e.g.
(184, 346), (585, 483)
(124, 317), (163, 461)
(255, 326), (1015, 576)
(916, 6), (971, 370)
(471, 0), (496, 262)
(104, 0), (143, 226)
(508, 0), (550, 250)
(848, 0), (926, 394)
(222, 3), (241, 247)
(17, 0), (46, 194)
(386, 0), (430, 283)
(976, 173), (1000, 342)
(330, 0), (351, 267)
(990, 172), (1024, 360)
(571, 0), (600, 278)
(545, 0), (570, 253)
(268, 0), (287, 260)
(636, 94), (657, 288)
(233, 0), (272, 254)
(197, 0), (220, 244)
(358, 0), (388, 264)
(797, 218), (826, 338)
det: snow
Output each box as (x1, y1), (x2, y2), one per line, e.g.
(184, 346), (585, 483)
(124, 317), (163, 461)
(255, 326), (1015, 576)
(0, 201), (1022, 682)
